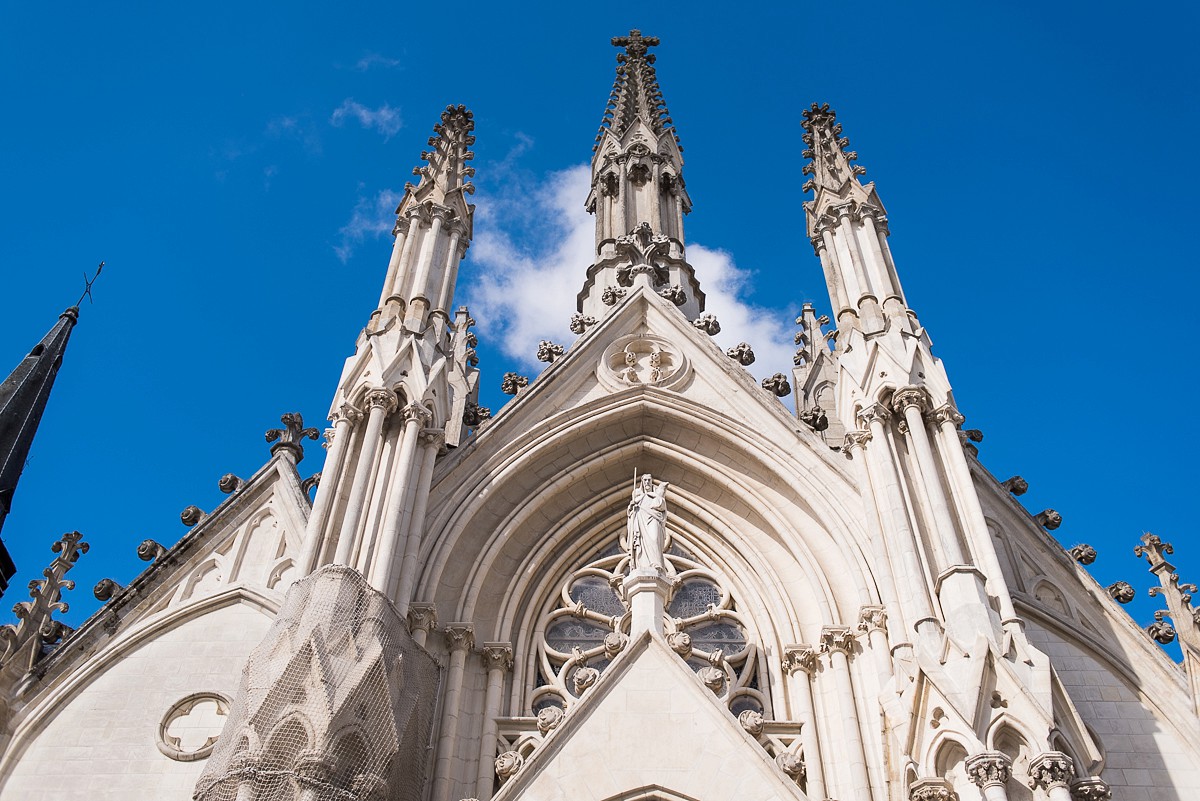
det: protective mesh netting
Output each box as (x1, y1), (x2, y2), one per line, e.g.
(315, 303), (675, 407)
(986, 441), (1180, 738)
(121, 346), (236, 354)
(193, 565), (441, 801)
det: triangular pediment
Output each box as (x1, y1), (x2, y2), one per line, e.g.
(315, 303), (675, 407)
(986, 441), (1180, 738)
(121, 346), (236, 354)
(493, 632), (808, 801)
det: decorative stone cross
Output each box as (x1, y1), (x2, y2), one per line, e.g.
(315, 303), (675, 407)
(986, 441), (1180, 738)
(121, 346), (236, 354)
(612, 29), (659, 59)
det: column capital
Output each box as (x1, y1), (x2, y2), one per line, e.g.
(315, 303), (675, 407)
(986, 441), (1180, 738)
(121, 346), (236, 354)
(364, 388), (399, 415)
(443, 623), (475, 652)
(418, 427), (446, 449)
(965, 750), (1012, 788)
(843, 429), (871, 453)
(929, 403), (965, 427)
(781, 644), (818, 675)
(392, 216), (411, 236)
(1069, 777), (1113, 800)
(294, 751), (336, 786)
(819, 625), (855, 655)
(481, 642), (514, 673)
(333, 402), (363, 426)
(407, 602), (438, 635)
(908, 777), (955, 801)
(891, 386), (929, 414)
(399, 402), (433, 426)
(857, 402), (892, 428)
(1029, 751), (1075, 790)
(857, 604), (888, 634)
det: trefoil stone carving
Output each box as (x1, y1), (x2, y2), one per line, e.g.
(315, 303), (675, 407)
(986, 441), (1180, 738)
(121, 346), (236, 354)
(569, 313), (598, 334)
(536, 340), (565, 363)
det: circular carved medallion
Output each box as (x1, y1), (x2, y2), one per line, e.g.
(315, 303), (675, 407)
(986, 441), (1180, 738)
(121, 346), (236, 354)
(598, 334), (689, 391)
(157, 692), (231, 762)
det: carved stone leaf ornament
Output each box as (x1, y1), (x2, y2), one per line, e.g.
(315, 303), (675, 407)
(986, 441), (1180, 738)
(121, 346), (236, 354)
(500, 372), (529, 395)
(265, 412), (320, 463)
(1107, 581), (1136, 603)
(726, 342), (755, 366)
(762, 373), (792, 397)
(495, 750), (524, 780)
(692, 313), (720, 335)
(775, 752), (805, 780)
(1070, 544), (1097, 565)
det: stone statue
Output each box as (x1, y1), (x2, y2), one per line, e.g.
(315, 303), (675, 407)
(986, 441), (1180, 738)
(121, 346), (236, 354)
(625, 472), (669, 571)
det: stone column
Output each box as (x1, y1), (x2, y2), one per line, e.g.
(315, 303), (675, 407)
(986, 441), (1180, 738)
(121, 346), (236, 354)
(368, 404), (428, 591)
(408, 205), (447, 323)
(1069, 777), (1112, 800)
(334, 389), (397, 565)
(475, 643), (514, 799)
(891, 387), (964, 566)
(857, 605), (890, 679)
(820, 626), (871, 801)
(966, 751), (1012, 801)
(407, 603), (438, 649)
(858, 405), (935, 633)
(379, 217), (411, 308)
(929, 404), (1021, 630)
(782, 645), (826, 801)
(908, 777), (955, 801)
(393, 427), (443, 614)
(298, 403), (360, 573)
(1029, 752), (1075, 801)
(432, 624), (474, 801)
(295, 752), (335, 801)
(435, 227), (464, 315)
(623, 569), (673, 636)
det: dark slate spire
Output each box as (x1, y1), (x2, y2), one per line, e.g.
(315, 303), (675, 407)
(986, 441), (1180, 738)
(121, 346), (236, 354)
(0, 307), (80, 594)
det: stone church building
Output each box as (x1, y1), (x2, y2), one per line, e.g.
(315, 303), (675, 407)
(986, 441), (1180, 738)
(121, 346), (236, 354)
(1, 30), (1198, 801)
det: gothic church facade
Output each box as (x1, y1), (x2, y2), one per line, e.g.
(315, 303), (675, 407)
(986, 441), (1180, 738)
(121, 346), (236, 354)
(1, 30), (1198, 801)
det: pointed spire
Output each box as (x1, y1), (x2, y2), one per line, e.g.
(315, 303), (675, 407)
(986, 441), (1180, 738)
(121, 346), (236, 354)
(0, 306), (79, 594)
(594, 30), (681, 152)
(800, 103), (867, 196)
(405, 104), (476, 207)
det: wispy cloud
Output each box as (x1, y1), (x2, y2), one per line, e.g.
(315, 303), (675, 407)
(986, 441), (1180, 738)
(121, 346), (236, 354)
(330, 99), (403, 140)
(463, 163), (796, 378)
(335, 186), (402, 263)
(266, 114), (322, 155)
(354, 52), (401, 71)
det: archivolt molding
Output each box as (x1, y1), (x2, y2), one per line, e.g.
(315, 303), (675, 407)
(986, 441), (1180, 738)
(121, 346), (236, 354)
(0, 586), (279, 781)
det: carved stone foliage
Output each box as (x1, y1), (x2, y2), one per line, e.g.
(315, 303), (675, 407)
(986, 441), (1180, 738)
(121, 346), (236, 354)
(775, 751), (804, 780)
(693, 313), (720, 335)
(965, 751), (1011, 788)
(1028, 751), (1075, 790)
(761, 373), (792, 397)
(138, 538), (167, 562)
(658, 285), (687, 306)
(265, 412), (320, 463)
(180, 505), (206, 527)
(1070, 544), (1097, 565)
(218, 473), (243, 494)
(799, 406), (829, 432)
(0, 531), (88, 672)
(726, 342), (755, 366)
(908, 777), (956, 801)
(533, 537), (763, 717)
(1107, 581), (1136, 604)
(1147, 614), (1176, 644)
(93, 577), (121, 601)
(569, 313), (598, 334)
(601, 285), (628, 306)
(1070, 777), (1113, 800)
(536, 340), (565, 363)
(1036, 509), (1062, 530)
(600, 335), (687, 389)
(615, 221), (671, 287)
(501, 372), (529, 395)
(495, 750), (524, 781)
(738, 709), (765, 736)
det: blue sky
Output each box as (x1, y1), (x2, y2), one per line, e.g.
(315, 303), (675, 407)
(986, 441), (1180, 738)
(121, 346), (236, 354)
(2, 3), (1197, 656)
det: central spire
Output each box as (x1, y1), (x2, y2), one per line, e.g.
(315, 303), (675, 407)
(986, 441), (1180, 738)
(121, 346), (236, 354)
(580, 31), (702, 323)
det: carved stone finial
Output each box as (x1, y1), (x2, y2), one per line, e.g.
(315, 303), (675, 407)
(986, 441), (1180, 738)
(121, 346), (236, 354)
(265, 412), (320, 463)
(495, 750), (524, 781)
(1070, 777), (1113, 800)
(0, 531), (88, 670)
(693, 314), (720, 335)
(463, 401), (492, 427)
(1107, 581), (1136, 604)
(612, 29), (659, 59)
(1070, 544), (1097, 565)
(726, 342), (755, 366)
(738, 709), (765, 736)
(965, 751), (1011, 788)
(217, 473), (243, 494)
(1002, 475), (1029, 495)
(1036, 509), (1062, 530)
(1029, 751), (1075, 791)
(1134, 532), (1174, 568)
(134, 538), (166, 563)
(775, 752), (805, 780)
(762, 373), (792, 397)
(536, 340), (565, 363)
(180, 505), (206, 527)
(569, 313), (598, 334)
(93, 578), (121, 602)
(501, 372), (529, 395)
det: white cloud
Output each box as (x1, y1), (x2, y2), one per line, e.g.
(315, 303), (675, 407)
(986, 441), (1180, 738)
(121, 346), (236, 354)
(334, 187), (401, 263)
(463, 163), (796, 379)
(330, 99), (403, 140)
(354, 52), (401, 71)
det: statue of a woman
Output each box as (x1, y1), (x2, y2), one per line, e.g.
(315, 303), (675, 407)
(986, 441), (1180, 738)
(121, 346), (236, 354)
(625, 473), (668, 571)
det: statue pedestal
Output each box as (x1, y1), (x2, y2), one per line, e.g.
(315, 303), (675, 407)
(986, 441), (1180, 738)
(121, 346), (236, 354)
(623, 568), (673, 637)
